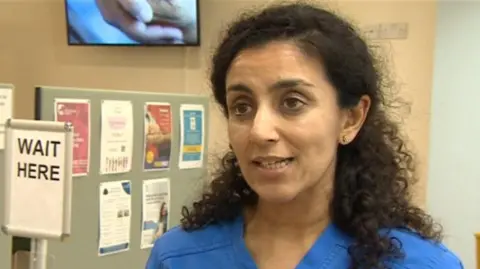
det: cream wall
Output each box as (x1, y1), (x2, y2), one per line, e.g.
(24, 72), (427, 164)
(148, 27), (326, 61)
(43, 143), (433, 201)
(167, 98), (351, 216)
(427, 2), (480, 267)
(0, 0), (436, 204)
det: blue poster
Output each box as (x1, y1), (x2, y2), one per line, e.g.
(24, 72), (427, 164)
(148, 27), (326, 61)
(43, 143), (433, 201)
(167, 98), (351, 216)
(179, 104), (204, 169)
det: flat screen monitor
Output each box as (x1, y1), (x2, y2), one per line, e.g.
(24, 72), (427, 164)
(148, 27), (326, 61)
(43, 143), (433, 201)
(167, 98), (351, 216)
(64, 0), (200, 46)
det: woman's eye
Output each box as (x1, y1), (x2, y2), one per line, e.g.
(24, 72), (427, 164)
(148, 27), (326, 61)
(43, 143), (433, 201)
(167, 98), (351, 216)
(233, 103), (252, 115)
(282, 97), (305, 111)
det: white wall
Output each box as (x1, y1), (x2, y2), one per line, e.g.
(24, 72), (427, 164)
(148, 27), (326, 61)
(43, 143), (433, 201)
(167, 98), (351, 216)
(427, 2), (480, 269)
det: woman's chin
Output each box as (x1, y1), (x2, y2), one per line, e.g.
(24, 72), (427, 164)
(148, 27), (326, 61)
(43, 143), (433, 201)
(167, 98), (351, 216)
(254, 187), (299, 204)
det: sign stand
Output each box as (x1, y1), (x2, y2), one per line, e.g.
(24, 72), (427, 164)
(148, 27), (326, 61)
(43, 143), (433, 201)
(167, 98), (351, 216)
(30, 239), (48, 269)
(1, 119), (73, 269)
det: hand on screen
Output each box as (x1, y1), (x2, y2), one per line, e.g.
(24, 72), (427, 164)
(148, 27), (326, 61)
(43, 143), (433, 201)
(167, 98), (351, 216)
(95, 0), (184, 43)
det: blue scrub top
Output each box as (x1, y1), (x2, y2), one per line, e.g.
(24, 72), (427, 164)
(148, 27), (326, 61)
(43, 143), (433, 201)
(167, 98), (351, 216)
(146, 215), (463, 269)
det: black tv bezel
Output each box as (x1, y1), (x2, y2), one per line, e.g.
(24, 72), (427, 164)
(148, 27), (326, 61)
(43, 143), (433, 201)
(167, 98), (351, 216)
(63, 0), (201, 47)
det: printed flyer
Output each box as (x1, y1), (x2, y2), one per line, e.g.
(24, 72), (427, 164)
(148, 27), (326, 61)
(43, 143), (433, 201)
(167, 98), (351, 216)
(178, 104), (205, 169)
(54, 98), (90, 176)
(98, 180), (132, 256)
(144, 102), (172, 171)
(140, 178), (170, 249)
(99, 100), (134, 175)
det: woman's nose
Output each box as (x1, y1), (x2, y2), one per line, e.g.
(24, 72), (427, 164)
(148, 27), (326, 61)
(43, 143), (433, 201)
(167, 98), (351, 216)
(249, 106), (280, 144)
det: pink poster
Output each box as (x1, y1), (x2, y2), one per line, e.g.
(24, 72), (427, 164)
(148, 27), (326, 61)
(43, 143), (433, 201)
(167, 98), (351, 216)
(55, 98), (90, 176)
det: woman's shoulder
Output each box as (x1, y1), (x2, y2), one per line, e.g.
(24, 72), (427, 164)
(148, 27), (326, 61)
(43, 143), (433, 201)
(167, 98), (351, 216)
(146, 220), (237, 268)
(387, 228), (463, 268)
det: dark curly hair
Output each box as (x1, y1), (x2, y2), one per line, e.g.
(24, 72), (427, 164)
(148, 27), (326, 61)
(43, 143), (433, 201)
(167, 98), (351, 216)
(181, 2), (442, 269)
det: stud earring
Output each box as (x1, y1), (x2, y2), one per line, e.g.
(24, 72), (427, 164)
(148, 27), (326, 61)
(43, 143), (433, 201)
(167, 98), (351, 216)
(341, 135), (349, 145)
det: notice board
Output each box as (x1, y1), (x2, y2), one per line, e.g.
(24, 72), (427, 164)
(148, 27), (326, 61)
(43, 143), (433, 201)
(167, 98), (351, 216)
(34, 86), (210, 269)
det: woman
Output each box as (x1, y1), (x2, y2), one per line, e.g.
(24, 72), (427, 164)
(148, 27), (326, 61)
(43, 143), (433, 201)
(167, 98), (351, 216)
(154, 202), (169, 239)
(146, 3), (463, 269)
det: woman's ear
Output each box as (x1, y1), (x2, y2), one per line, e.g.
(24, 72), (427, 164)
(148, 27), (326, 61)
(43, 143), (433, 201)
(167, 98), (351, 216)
(339, 95), (371, 145)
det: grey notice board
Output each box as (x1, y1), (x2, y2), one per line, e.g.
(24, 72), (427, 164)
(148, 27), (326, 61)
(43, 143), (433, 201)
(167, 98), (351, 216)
(0, 84), (13, 269)
(0, 148), (11, 269)
(35, 86), (210, 269)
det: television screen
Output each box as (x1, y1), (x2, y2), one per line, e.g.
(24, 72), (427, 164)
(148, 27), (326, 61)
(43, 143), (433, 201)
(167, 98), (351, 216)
(64, 0), (200, 46)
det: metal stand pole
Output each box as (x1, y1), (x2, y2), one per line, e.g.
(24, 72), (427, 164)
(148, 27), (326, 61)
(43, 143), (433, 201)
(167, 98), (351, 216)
(29, 238), (48, 269)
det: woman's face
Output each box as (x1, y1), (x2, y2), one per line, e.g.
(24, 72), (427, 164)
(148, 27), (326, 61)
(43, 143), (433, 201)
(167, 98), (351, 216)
(225, 42), (368, 204)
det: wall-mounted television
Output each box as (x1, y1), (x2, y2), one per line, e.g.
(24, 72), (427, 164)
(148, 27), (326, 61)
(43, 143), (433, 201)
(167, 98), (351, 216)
(64, 0), (200, 46)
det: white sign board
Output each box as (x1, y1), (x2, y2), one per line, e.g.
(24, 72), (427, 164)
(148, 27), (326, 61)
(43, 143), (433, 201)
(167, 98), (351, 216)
(2, 119), (73, 240)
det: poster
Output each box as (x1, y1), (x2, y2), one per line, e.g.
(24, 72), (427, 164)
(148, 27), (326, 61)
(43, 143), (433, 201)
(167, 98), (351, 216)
(140, 178), (170, 249)
(143, 103), (172, 171)
(179, 104), (205, 169)
(98, 180), (132, 256)
(100, 100), (133, 175)
(54, 98), (90, 176)
(0, 87), (13, 150)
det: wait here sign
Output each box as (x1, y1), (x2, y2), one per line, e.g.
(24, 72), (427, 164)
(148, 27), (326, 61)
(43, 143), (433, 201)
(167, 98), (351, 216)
(2, 119), (73, 240)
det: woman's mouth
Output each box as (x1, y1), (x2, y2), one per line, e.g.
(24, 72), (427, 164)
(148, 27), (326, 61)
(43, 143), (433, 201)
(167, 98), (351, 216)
(252, 157), (295, 170)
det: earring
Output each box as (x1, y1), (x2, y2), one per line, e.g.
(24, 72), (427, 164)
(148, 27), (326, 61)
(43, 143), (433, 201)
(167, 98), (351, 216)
(341, 135), (349, 145)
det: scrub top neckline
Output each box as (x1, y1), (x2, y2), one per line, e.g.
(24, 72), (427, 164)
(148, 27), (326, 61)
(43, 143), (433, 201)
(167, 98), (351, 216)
(230, 214), (349, 269)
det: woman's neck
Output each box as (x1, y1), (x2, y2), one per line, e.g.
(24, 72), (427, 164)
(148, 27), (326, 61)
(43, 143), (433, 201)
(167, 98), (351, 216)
(245, 179), (333, 238)
(242, 179), (333, 269)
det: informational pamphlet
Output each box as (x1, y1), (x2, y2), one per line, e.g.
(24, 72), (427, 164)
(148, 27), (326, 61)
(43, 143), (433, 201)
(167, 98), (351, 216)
(98, 180), (132, 256)
(178, 104), (205, 169)
(143, 102), (172, 171)
(140, 178), (170, 249)
(54, 98), (91, 176)
(99, 100), (133, 175)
